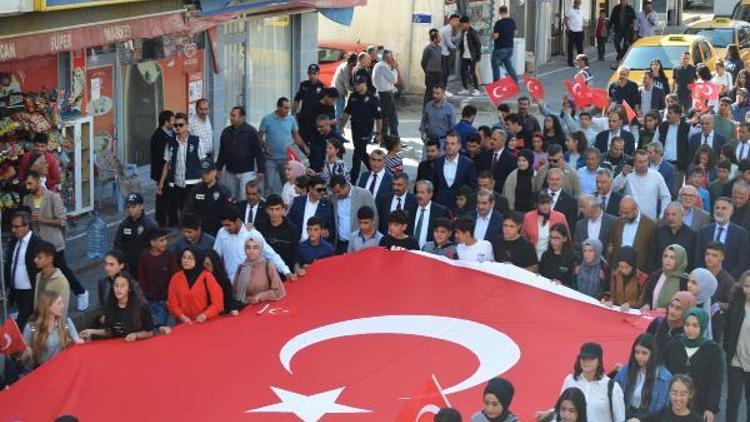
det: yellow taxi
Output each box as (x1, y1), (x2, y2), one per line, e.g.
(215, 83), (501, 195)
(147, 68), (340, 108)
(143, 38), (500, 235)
(685, 17), (750, 68)
(607, 35), (718, 87)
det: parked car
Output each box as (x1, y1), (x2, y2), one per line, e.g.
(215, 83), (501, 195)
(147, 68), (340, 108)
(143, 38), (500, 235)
(733, 0), (750, 22)
(607, 34), (718, 86)
(685, 17), (750, 68)
(318, 41), (369, 87)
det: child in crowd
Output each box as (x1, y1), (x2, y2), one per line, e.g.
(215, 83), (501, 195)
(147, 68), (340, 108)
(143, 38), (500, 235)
(282, 160), (307, 211)
(531, 133), (548, 170)
(692, 144), (717, 183)
(231, 234), (285, 313)
(348, 206), (383, 253)
(33, 240), (70, 320)
(296, 216), (335, 269)
(575, 238), (606, 299)
(464, 133), (483, 167)
(539, 223), (578, 288)
(421, 217), (457, 259)
(687, 165), (712, 212)
(384, 136), (403, 175)
(137, 228), (177, 327)
(708, 159), (733, 205)
(21, 291), (82, 371)
(80, 275), (155, 343)
(167, 247), (224, 324)
(451, 185), (473, 219)
(453, 216), (494, 263)
(318, 138), (350, 185)
(379, 210), (420, 250)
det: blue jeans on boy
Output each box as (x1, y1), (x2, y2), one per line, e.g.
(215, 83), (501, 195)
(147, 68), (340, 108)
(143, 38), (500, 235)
(492, 47), (518, 83)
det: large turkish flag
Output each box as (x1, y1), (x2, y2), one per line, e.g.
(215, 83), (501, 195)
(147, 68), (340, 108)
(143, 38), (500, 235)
(0, 249), (645, 421)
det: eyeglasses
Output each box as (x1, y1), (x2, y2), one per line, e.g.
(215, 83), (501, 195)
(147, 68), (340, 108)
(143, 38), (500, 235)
(174, 123), (186, 127)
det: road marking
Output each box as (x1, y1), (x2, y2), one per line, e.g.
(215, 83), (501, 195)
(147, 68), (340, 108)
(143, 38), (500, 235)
(536, 52), (617, 78)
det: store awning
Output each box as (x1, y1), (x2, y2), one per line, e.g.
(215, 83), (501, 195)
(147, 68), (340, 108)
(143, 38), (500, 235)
(197, 0), (366, 17)
(0, 0), (187, 63)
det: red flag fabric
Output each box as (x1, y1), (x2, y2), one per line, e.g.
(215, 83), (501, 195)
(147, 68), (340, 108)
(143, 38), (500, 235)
(523, 75), (545, 102)
(622, 100), (637, 123)
(563, 74), (590, 107)
(286, 146), (301, 162)
(395, 375), (451, 422)
(688, 82), (722, 102)
(0, 318), (26, 356)
(0, 249), (643, 421)
(586, 87), (610, 110)
(485, 76), (520, 107)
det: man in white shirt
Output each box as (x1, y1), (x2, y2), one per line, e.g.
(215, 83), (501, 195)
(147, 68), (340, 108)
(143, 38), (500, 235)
(189, 99), (214, 158)
(412, 180), (449, 247)
(372, 50), (400, 137)
(613, 149), (671, 220)
(214, 206), (293, 282)
(573, 194), (614, 250)
(564, 0), (584, 67)
(454, 215), (494, 263)
(635, 1), (657, 38)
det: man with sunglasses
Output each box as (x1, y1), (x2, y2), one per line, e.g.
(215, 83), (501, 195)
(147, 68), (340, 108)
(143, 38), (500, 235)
(287, 175), (335, 242)
(158, 112), (207, 223)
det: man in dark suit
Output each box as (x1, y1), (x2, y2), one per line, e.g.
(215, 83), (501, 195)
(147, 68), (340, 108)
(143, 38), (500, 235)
(573, 194), (615, 252)
(415, 139), (441, 189)
(594, 110), (636, 155)
(689, 114), (727, 162)
(655, 104), (691, 192)
(695, 197), (750, 279)
(679, 185), (713, 232)
(234, 180), (267, 228)
(4, 211), (40, 331)
(411, 179), (449, 247)
(150, 110), (175, 227)
(433, 132), (477, 208)
(472, 189), (503, 241)
(287, 175), (335, 241)
(477, 127), (516, 191)
(357, 149), (393, 199)
(607, 196), (658, 272)
(545, 167), (579, 232)
(654, 201), (697, 270)
(473, 170), (510, 214)
(595, 168), (622, 216)
(376, 172), (417, 233)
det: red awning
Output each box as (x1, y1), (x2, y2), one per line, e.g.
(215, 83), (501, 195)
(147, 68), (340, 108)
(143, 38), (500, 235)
(0, 12), (188, 63)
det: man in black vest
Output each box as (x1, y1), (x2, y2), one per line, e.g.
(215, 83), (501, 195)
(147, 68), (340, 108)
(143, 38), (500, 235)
(157, 112), (206, 224)
(150, 110), (174, 227)
(183, 159), (234, 236)
(656, 104), (691, 193)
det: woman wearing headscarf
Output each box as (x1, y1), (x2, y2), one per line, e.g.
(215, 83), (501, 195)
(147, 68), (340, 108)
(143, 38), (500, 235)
(471, 377), (518, 422)
(687, 268), (718, 340)
(641, 244), (689, 312)
(230, 233), (286, 315)
(502, 149), (535, 212)
(647, 291), (697, 361)
(606, 246), (647, 308)
(575, 238), (606, 299)
(281, 160), (307, 211)
(662, 308), (724, 422)
(167, 246), (224, 324)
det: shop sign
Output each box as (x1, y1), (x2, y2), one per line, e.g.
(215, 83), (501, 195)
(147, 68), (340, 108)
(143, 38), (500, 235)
(34, 0), (148, 12)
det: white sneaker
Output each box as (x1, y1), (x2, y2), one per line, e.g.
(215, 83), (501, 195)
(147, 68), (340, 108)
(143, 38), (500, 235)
(77, 290), (89, 311)
(444, 90), (454, 98)
(472, 89), (482, 96)
(457, 89), (470, 96)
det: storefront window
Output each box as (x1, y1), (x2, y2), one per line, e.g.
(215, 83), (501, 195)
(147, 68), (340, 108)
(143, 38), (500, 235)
(247, 15), (292, 125)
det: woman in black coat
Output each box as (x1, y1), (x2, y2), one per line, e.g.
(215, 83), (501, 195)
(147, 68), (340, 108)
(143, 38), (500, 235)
(662, 307), (724, 422)
(723, 271), (750, 422)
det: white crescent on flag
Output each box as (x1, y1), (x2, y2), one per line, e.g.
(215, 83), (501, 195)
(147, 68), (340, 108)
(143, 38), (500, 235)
(0, 333), (11, 352)
(492, 86), (508, 98)
(415, 404), (441, 420)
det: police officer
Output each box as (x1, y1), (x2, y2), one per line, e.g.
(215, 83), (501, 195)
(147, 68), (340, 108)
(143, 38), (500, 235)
(339, 75), (383, 182)
(310, 114), (348, 172)
(114, 192), (158, 272)
(183, 159), (234, 236)
(293, 64), (326, 146)
(297, 88), (338, 148)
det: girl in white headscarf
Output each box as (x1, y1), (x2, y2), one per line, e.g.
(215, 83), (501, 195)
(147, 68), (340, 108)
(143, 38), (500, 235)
(688, 268), (718, 340)
(230, 232), (286, 315)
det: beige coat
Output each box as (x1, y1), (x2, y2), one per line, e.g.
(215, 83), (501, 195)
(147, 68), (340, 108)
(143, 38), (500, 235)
(22, 190), (66, 252)
(34, 268), (70, 318)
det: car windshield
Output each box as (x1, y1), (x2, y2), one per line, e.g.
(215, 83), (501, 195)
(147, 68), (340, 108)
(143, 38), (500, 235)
(621, 46), (688, 70)
(684, 28), (734, 48)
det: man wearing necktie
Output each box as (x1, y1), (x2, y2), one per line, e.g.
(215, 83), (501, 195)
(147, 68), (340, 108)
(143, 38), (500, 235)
(729, 123), (750, 163)
(696, 197), (750, 279)
(689, 114), (726, 162)
(5, 212), (40, 331)
(376, 172), (416, 234)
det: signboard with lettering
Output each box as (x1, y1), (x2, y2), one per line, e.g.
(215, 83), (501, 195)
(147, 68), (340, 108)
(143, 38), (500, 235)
(35, 0), (147, 11)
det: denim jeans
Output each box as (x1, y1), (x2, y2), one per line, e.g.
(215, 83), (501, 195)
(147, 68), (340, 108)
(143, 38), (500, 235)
(491, 47), (518, 83)
(727, 365), (750, 422)
(264, 157), (287, 196)
(149, 301), (170, 328)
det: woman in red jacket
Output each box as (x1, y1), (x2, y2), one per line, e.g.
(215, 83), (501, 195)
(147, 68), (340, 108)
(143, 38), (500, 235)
(167, 246), (224, 324)
(521, 192), (569, 261)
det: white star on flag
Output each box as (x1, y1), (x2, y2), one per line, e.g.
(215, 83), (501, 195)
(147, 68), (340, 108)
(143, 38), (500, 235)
(245, 386), (370, 421)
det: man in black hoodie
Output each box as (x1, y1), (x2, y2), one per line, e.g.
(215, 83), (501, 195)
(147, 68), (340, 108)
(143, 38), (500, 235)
(216, 106), (265, 199)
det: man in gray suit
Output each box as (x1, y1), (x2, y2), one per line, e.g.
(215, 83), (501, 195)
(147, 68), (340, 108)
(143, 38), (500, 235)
(330, 174), (378, 254)
(573, 193), (614, 252)
(679, 185), (712, 232)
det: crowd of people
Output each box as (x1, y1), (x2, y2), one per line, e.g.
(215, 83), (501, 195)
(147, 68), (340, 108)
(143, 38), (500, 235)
(4, 2), (750, 421)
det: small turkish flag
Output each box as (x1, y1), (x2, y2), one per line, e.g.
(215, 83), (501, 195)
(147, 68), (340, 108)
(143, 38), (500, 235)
(688, 82), (722, 102)
(564, 74), (589, 107)
(286, 146), (301, 162)
(395, 374), (451, 422)
(622, 100), (637, 123)
(0, 318), (26, 356)
(586, 87), (610, 110)
(523, 76), (545, 102)
(485, 77), (519, 107)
